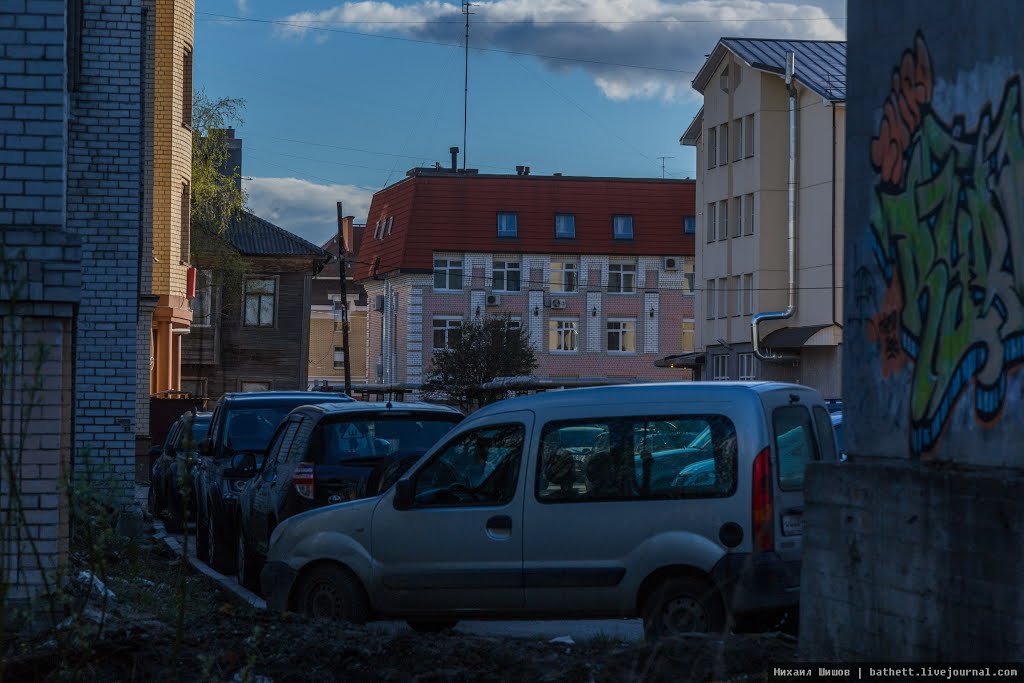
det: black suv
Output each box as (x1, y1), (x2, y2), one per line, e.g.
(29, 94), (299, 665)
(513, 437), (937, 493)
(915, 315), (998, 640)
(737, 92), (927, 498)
(234, 401), (463, 591)
(148, 410), (212, 532)
(195, 391), (353, 573)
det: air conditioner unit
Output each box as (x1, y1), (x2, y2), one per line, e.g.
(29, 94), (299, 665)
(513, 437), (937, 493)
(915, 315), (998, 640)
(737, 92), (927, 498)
(485, 293), (501, 307)
(663, 256), (679, 271)
(372, 294), (385, 311)
(549, 297), (568, 310)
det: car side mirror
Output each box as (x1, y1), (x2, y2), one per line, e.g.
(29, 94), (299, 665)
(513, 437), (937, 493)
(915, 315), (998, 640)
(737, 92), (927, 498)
(198, 438), (210, 455)
(393, 479), (414, 510)
(230, 452), (257, 473)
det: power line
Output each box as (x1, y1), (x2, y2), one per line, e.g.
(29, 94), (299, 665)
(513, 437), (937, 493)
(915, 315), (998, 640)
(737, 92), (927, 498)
(201, 13), (847, 26)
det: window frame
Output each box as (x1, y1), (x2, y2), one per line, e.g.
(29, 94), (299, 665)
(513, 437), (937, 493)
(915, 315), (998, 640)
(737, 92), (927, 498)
(733, 118), (744, 162)
(706, 203), (716, 243)
(744, 114), (755, 158)
(706, 127), (717, 170)
(492, 259), (521, 293)
(683, 259), (695, 296)
(733, 196), (743, 238)
(732, 275), (742, 317)
(433, 257), (464, 291)
(606, 318), (636, 354)
(712, 354), (729, 381)
(242, 276), (277, 328)
(718, 200), (729, 242)
(180, 182), (190, 264)
(550, 260), (579, 294)
(497, 212), (518, 238)
(191, 269), (213, 327)
(738, 352), (756, 380)
(548, 318), (579, 353)
(773, 404), (822, 491)
(181, 46), (193, 129)
(745, 193), (755, 235)
(333, 346), (345, 369)
(607, 262), (637, 294)
(555, 213), (576, 239)
(612, 215), (634, 240)
(680, 320), (695, 353)
(719, 123), (729, 166)
(683, 215), (695, 234)
(432, 316), (463, 350)
(706, 280), (716, 320)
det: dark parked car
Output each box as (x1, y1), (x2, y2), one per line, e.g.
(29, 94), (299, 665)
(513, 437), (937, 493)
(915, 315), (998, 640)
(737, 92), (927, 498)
(148, 411), (212, 532)
(195, 391), (354, 573)
(234, 401), (463, 591)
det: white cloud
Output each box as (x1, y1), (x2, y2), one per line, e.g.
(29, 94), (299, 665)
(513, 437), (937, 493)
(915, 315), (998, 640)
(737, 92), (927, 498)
(235, 0), (249, 13)
(275, 0), (845, 101)
(243, 177), (375, 247)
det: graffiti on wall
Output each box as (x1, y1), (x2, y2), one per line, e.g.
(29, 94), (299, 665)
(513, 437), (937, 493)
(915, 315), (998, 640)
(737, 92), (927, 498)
(868, 34), (1024, 456)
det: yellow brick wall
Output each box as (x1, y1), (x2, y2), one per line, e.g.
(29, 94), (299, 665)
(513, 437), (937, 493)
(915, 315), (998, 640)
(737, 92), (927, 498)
(149, 0), (193, 297)
(309, 311), (368, 382)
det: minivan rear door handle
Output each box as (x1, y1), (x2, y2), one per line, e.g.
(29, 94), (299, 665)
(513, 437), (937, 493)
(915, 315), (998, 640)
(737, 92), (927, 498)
(486, 515), (513, 540)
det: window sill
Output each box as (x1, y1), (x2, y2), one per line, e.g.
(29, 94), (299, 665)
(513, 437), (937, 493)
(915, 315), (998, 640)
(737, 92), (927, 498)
(548, 350), (579, 354)
(433, 288), (465, 293)
(497, 235), (519, 240)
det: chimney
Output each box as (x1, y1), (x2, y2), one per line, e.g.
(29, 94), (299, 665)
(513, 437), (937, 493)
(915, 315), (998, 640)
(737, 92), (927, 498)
(341, 215), (355, 257)
(524, 166), (530, 176)
(515, 165), (525, 175)
(449, 146), (459, 172)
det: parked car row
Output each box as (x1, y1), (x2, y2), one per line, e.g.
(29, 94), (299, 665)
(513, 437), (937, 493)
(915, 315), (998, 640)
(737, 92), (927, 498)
(149, 382), (841, 640)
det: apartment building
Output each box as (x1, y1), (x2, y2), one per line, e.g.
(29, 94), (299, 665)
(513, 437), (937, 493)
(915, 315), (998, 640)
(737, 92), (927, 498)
(352, 162), (696, 394)
(680, 38), (845, 399)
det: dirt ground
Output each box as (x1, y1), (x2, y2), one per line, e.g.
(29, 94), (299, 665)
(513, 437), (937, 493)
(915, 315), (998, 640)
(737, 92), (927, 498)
(3, 532), (797, 682)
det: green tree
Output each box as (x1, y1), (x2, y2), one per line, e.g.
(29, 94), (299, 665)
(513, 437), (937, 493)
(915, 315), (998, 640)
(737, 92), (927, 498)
(190, 89), (246, 234)
(421, 314), (538, 411)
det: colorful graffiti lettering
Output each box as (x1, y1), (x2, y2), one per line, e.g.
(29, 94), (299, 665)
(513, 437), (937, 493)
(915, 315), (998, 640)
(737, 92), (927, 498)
(869, 33), (1024, 456)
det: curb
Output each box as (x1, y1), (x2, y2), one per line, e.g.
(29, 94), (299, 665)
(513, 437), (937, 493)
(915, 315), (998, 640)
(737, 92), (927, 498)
(152, 519), (267, 611)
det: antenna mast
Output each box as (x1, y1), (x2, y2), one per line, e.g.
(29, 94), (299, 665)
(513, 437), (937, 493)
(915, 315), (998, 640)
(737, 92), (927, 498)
(463, 1), (472, 171)
(657, 156), (675, 179)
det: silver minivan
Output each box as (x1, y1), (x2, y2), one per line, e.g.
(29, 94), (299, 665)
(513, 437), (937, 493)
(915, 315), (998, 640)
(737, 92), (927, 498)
(261, 382), (839, 638)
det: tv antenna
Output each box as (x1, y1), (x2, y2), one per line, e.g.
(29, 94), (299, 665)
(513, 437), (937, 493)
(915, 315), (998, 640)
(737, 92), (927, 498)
(462, 1), (473, 171)
(657, 156), (675, 178)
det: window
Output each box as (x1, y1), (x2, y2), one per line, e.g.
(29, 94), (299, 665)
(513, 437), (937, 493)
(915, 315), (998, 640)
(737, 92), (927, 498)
(191, 269), (212, 327)
(683, 260), (695, 295)
(733, 196), (742, 238)
(712, 355), (729, 381)
(738, 352), (756, 380)
(608, 262), (636, 294)
(492, 260), (521, 292)
(433, 258), (463, 291)
(718, 278), (729, 318)
(733, 119), (744, 162)
(550, 260), (578, 293)
(180, 377), (206, 399)
(680, 321), (695, 353)
(739, 274), (748, 316)
(718, 200), (729, 241)
(319, 414), (460, 466)
(555, 213), (576, 239)
(745, 194), (755, 235)
(536, 415), (738, 501)
(497, 212), (518, 238)
(773, 405), (821, 490)
(706, 203), (716, 243)
(747, 116), (755, 157)
(607, 320), (636, 353)
(732, 276), (741, 316)
(243, 278), (276, 327)
(412, 424), (525, 507)
(432, 317), (462, 350)
(719, 124), (729, 166)
(387, 216), (394, 235)
(613, 215), (634, 240)
(683, 215), (695, 234)
(240, 381), (271, 392)
(747, 272), (755, 315)
(180, 182), (190, 263)
(548, 319), (578, 352)
(707, 127), (717, 169)
(333, 347), (345, 369)
(813, 405), (839, 462)
(706, 280), (716, 320)
(182, 47), (192, 128)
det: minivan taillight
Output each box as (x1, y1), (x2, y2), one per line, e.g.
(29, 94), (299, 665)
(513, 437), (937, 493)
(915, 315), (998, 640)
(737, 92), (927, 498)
(751, 447), (774, 552)
(293, 462), (315, 500)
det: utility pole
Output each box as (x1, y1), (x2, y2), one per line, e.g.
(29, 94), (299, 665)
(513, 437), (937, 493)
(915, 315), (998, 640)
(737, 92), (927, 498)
(657, 156), (675, 179)
(335, 201), (353, 396)
(462, 1), (472, 171)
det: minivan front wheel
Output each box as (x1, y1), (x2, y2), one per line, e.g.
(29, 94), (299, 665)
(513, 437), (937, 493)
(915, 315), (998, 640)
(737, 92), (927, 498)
(642, 576), (725, 640)
(295, 565), (369, 624)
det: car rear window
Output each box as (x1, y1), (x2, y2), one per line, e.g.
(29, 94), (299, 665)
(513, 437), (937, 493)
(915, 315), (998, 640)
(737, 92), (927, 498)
(319, 414), (460, 465)
(773, 405), (821, 490)
(537, 415), (738, 502)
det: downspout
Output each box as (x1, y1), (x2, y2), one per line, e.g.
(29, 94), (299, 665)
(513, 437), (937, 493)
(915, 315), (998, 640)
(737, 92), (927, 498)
(752, 51), (800, 363)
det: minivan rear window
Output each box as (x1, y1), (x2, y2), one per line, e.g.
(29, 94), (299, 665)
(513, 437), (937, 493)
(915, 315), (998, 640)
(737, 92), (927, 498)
(319, 414), (461, 465)
(537, 415), (737, 502)
(772, 405), (820, 490)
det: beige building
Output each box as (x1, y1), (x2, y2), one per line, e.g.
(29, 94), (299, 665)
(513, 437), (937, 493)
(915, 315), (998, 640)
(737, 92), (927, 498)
(680, 38), (845, 400)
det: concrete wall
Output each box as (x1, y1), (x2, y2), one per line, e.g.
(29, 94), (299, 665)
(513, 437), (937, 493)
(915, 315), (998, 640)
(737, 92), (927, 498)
(802, 0), (1024, 660)
(69, 0), (144, 506)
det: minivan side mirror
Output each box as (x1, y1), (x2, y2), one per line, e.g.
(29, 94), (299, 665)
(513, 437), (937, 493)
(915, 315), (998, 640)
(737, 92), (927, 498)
(230, 452), (257, 473)
(393, 479), (414, 510)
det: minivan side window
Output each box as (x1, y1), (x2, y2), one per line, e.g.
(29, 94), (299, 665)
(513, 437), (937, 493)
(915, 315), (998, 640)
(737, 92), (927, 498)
(811, 406), (838, 462)
(411, 424), (524, 507)
(773, 405), (820, 490)
(536, 415), (737, 502)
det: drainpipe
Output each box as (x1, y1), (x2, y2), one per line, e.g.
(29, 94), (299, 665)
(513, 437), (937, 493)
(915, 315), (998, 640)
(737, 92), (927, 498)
(752, 51), (800, 364)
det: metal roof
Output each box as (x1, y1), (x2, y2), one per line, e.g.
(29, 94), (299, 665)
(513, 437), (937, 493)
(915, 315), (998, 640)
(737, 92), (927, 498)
(224, 211), (329, 257)
(761, 324), (830, 348)
(694, 38), (846, 102)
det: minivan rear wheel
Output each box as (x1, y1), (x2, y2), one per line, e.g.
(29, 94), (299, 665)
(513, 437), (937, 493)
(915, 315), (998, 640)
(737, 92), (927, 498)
(295, 565), (369, 624)
(642, 576), (725, 640)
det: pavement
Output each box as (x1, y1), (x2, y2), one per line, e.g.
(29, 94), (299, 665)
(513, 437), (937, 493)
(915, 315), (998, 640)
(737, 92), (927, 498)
(140, 484), (643, 642)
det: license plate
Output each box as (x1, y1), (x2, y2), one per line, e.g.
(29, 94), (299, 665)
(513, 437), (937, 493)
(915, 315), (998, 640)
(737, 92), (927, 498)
(782, 513), (803, 536)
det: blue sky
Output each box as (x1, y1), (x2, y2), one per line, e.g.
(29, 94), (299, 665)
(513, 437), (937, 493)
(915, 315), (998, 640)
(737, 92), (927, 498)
(194, 0), (845, 246)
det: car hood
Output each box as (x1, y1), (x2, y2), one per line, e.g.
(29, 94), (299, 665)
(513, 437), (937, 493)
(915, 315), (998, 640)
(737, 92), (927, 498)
(268, 494), (382, 559)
